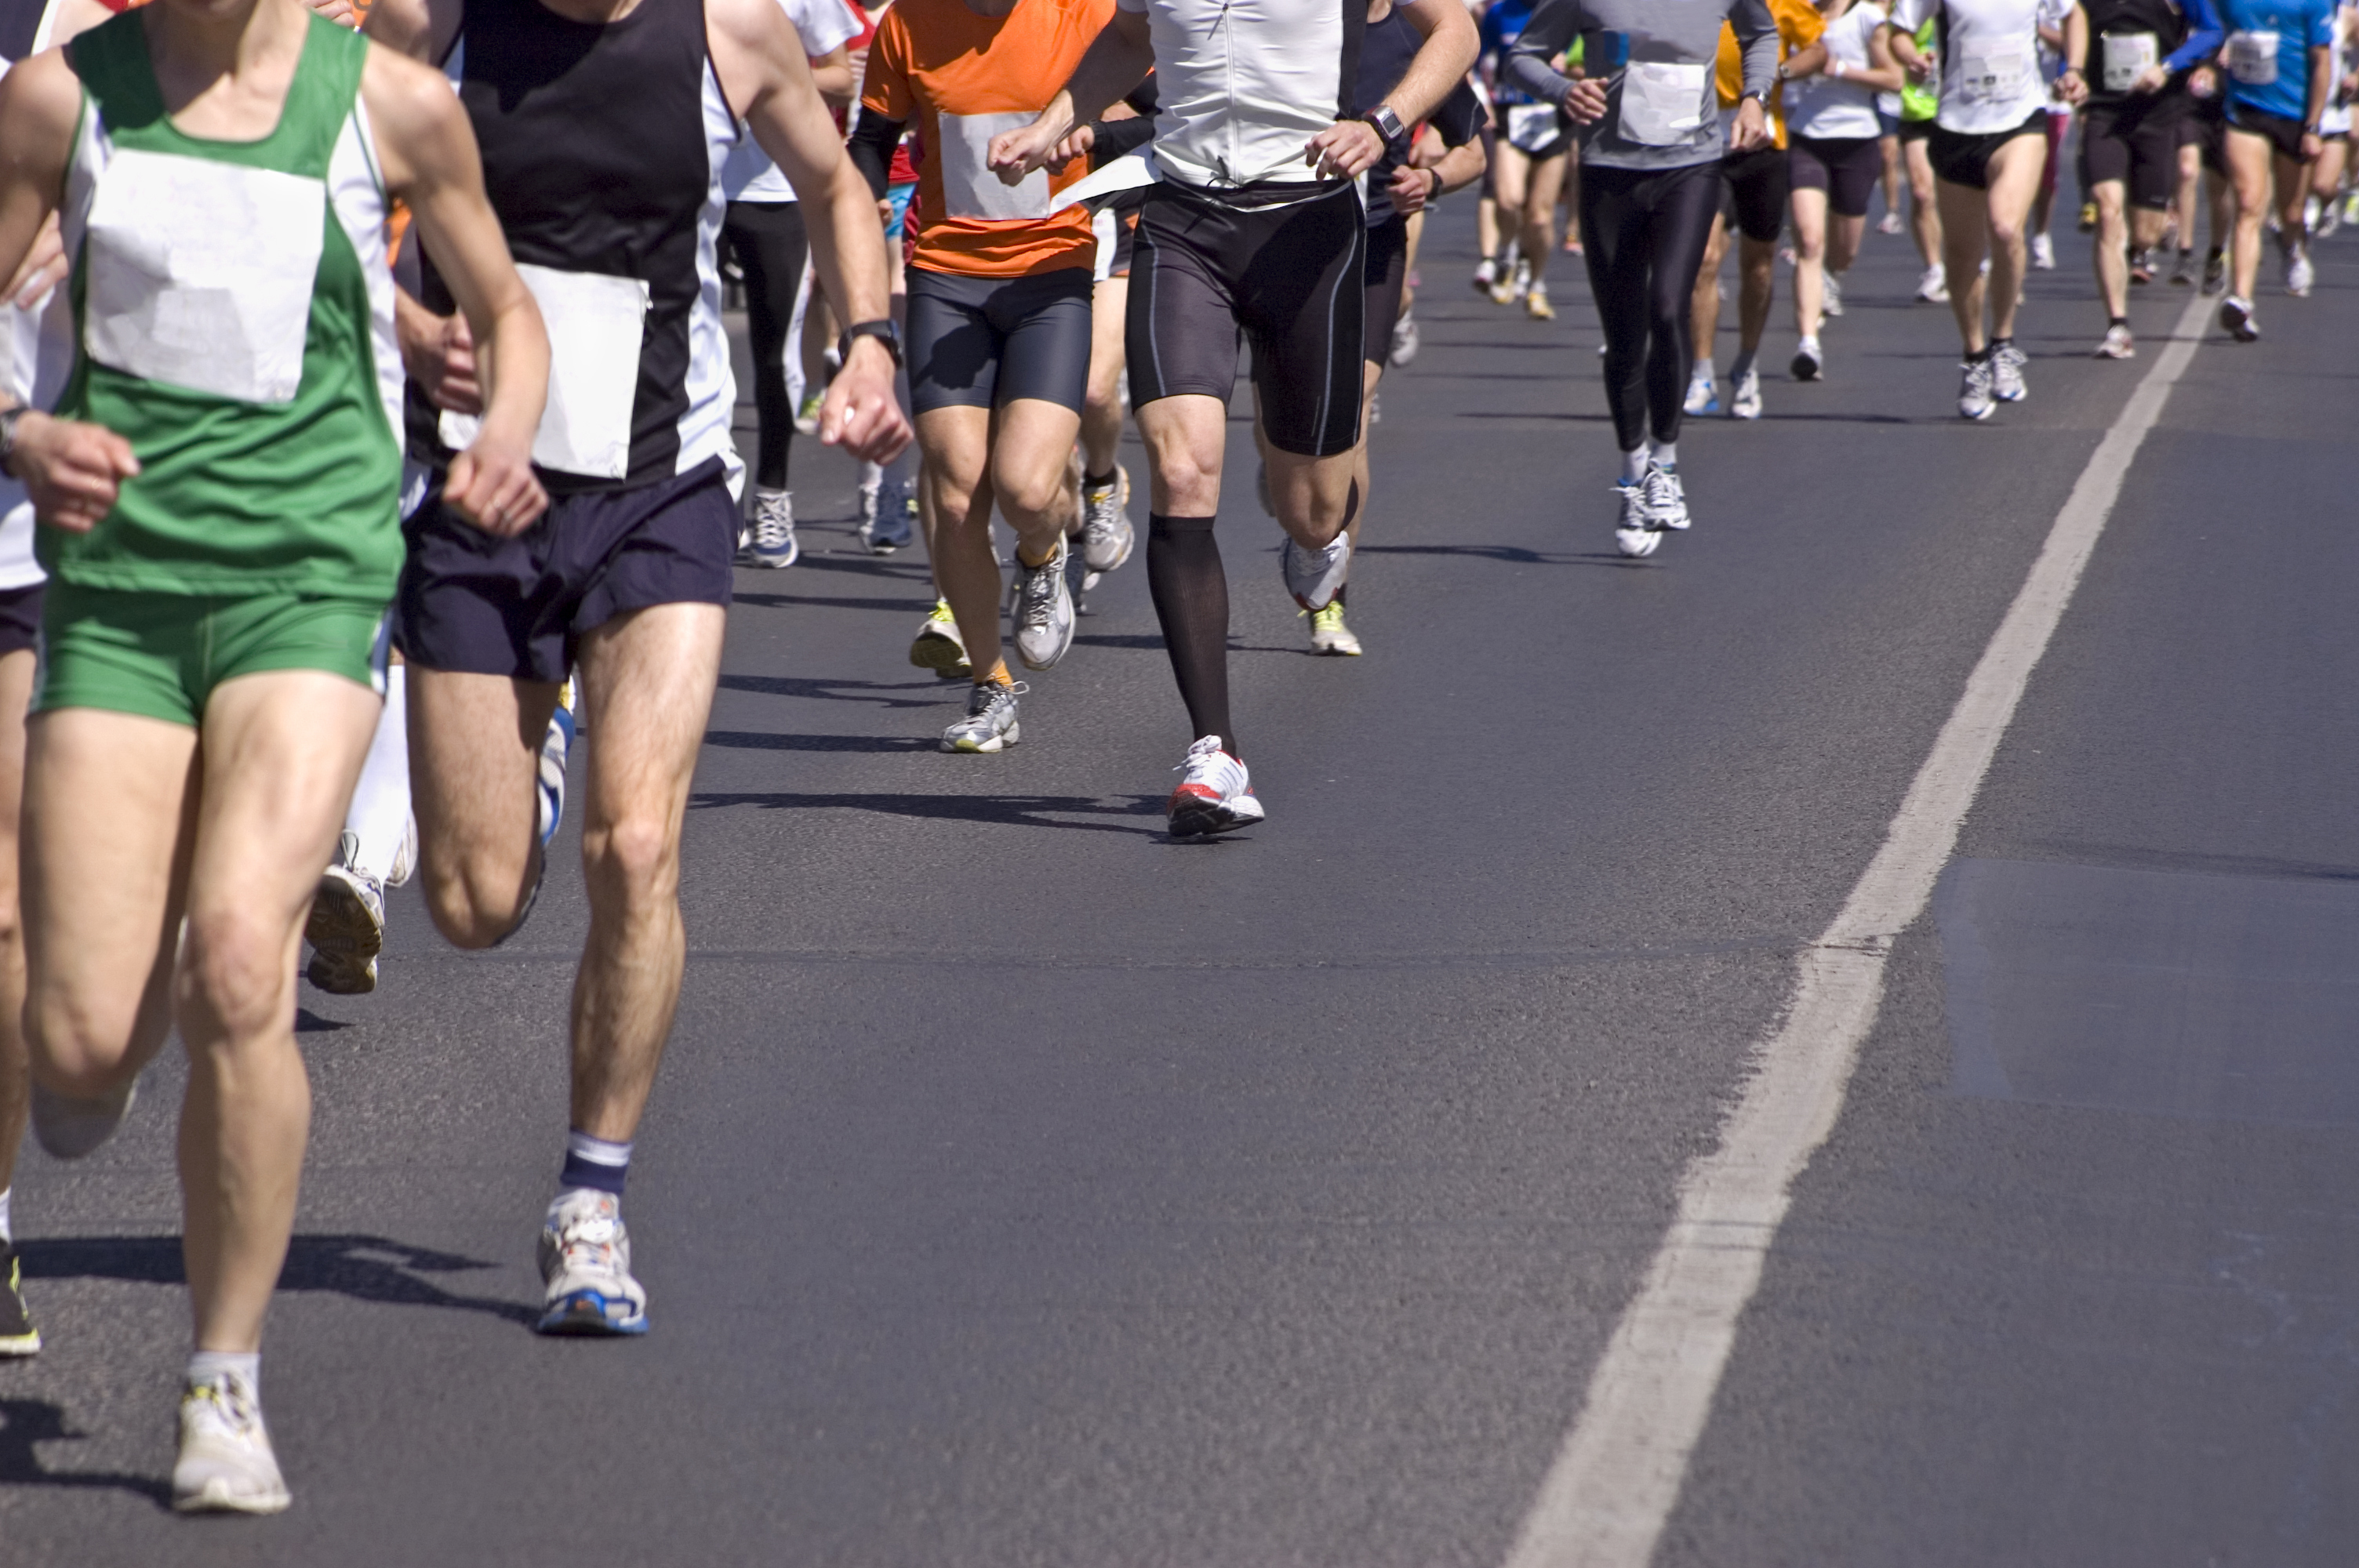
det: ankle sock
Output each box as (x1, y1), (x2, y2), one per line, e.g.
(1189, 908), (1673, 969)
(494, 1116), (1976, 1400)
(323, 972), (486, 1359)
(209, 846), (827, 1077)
(188, 1350), (260, 1392)
(980, 659), (1012, 688)
(1145, 514), (1234, 759)
(1083, 469), (1116, 491)
(0, 1186), (11, 1243)
(1648, 437), (1678, 471)
(1619, 446), (1648, 485)
(558, 1129), (631, 1197)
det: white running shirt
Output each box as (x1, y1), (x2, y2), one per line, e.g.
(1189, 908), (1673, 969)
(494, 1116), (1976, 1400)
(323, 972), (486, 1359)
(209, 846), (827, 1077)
(722, 0), (863, 203)
(1114, 0), (1359, 188)
(1888, 0), (2070, 132)
(1788, 0), (1889, 139)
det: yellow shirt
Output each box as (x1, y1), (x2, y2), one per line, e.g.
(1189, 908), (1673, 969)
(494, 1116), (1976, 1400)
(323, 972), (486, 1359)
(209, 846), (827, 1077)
(1716, 0), (1826, 148)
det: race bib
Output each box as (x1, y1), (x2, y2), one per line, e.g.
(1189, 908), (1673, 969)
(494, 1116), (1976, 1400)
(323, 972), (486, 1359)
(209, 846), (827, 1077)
(2226, 29), (2279, 85)
(1619, 60), (1710, 147)
(1506, 102), (1561, 152)
(83, 149), (324, 405)
(1954, 52), (2030, 106)
(936, 110), (1052, 222)
(441, 263), (648, 480)
(2101, 31), (2159, 92)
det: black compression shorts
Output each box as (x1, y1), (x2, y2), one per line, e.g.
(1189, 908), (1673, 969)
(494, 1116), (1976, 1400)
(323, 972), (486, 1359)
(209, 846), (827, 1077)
(2227, 102), (2314, 162)
(1720, 145), (1790, 241)
(1927, 109), (2048, 190)
(1129, 179), (1366, 459)
(1899, 115), (1936, 142)
(906, 265), (1095, 416)
(1363, 213), (1408, 365)
(1790, 134), (1883, 218)
(0, 582), (41, 659)
(2081, 98), (2186, 210)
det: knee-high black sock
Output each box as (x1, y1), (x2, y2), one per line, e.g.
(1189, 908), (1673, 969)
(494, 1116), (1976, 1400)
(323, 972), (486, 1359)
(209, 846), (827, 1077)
(1146, 513), (1235, 757)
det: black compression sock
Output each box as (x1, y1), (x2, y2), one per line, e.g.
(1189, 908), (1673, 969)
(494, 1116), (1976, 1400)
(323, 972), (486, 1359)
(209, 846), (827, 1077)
(1147, 514), (1235, 757)
(1084, 468), (1117, 490)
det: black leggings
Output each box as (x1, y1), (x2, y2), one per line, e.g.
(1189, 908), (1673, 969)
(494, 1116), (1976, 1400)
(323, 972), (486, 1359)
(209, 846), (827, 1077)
(1578, 161), (1721, 452)
(721, 200), (809, 491)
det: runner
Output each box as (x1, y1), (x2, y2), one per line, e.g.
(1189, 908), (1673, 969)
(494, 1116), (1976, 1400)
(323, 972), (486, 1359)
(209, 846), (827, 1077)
(1782, 0), (1906, 380)
(847, 0), (1112, 754)
(0, 0), (550, 1510)
(1509, 0), (1777, 556)
(2212, 0), (2334, 337)
(2303, 1), (2355, 229)
(1480, 0), (1573, 318)
(990, 0), (1476, 833)
(1070, 84), (1158, 613)
(1896, 9), (1951, 299)
(2065, 0), (2223, 358)
(367, 0), (907, 1339)
(1884, 0), (2081, 419)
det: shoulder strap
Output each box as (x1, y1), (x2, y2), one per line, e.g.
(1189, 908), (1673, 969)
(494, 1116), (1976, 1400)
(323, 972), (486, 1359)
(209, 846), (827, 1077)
(274, 13), (370, 174)
(63, 9), (164, 132)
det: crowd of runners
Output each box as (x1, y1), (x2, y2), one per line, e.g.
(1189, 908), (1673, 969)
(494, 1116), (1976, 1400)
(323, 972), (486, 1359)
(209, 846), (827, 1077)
(0, 0), (2346, 1518)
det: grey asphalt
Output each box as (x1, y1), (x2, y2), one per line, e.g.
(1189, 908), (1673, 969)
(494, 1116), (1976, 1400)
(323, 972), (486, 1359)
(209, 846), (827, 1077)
(5, 198), (2354, 1566)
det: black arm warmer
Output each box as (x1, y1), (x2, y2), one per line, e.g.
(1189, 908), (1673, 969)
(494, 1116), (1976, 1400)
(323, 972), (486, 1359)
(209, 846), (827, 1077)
(845, 112), (907, 200)
(1089, 112), (1159, 166)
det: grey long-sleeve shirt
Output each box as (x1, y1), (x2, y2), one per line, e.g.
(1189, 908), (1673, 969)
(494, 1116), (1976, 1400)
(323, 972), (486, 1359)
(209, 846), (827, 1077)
(1506, 0), (1777, 170)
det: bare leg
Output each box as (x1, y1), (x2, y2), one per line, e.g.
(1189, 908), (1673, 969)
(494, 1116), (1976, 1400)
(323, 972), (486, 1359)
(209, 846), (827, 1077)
(1937, 178), (1994, 354)
(0, 650), (35, 1197)
(1081, 275), (1129, 477)
(1690, 212), (1731, 368)
(2092, 177), (2132, 320)
(1520, 152), (1568, 285)
(2226, 127), (2274, 299)
(1736, 232), (1776, 357)
(1793, 185), (1830, 339)
(1906, 134), (1945, 270)
(409, 668), (562, 949)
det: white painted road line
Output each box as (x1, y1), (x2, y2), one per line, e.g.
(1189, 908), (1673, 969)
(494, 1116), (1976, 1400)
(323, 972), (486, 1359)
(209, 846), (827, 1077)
(1499, 289), (2216, 1568)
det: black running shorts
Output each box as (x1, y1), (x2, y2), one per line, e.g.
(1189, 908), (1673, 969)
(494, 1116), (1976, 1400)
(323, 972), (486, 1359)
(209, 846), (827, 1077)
(398, 458), (736, 683)
(1927, 109), (2048, 190)
(0, 581), (41, 659)
(2186, 91), (2229, 174)
(2226, 102), (2314, 162)
(2081, 98), (2186, 209)
(1128, 179), (1366, 459)
(1789, 134), (1883, 218)
(1362, 213), (1408, 366)
(906, 264), (1095, 416)
(1720, 145), (1791, 241)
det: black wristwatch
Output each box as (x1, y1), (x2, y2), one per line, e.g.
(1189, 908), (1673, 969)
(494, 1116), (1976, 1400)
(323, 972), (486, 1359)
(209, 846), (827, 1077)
(0, 405), (27, 481)
(1364, 103), (1408, 145)
(838, 318), (902, 368)
(1426, 168), (1444, 202)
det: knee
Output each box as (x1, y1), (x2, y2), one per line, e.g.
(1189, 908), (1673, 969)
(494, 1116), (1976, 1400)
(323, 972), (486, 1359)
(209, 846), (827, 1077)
(1988, 215), (2025, 250)
(1147, 443), (1220, 510)
(420, 848), (533, 951)
(582, 812), (678, 912)
(1000, 463), (1070, 521)
(178, 909), (293, 1041)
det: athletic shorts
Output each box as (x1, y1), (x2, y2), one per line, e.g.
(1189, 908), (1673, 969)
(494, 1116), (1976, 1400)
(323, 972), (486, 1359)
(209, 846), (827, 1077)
(37, 583), (390, 725)
(2227, 102), (2314, 162)
(396, 457), (735, 684)
(906, 264), (1094, 416)
(0, 582), (41, 659)
(2186, 93), (2229, 173)
(1129, 179), (1365, 459)
(1899, 115), (1936, 143)
(1877, 107), (1903, 137)
(1720, 144), (1790, 241)
(1092, 197), (1142, 282)
(2081, 98), (2185, 210)
(1927, 109), (2048, 190)
(1362, 213), (1408, 365)
(1790, 134), (1883, 217)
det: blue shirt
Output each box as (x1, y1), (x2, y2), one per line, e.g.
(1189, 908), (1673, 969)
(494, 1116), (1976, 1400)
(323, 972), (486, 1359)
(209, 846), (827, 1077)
(1481, 0), (1541, 103)
(2218, 0), (2334, 120)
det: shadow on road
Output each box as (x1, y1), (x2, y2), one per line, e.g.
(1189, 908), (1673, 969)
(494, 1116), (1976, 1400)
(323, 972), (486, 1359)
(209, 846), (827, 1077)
(703, 731), (937, 754)
(19, 1235), (536, 1327)
(0, 1400), (173, 1508)
(716, 673), (951, 710)
(692, 789), (1168, 836)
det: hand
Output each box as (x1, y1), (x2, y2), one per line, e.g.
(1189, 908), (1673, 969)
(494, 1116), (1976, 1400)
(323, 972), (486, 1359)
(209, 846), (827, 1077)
(1305, 118), (1387, 179)
(1728, 97), (1770, 152)
(1388, 162), (1437, 216)
(989, 111), (1072, 182)
(10, 412), (139, 534)
(2129, 64), (2168, 95)
(400, 304), (483, 416)
(1906, 52), (1936, 85)
(2057, 66), (2089, 105)
(442, 431), (548, 538)
(1038, 120), (1096, 176)
(304, 0), (360, 25)
(1563, 78), (1610, 125)
(2187, 64), (2216, 99)
(2302, 129), (2325, 162)
(5, 213), (66, 310)
(820, 337), (912, 464)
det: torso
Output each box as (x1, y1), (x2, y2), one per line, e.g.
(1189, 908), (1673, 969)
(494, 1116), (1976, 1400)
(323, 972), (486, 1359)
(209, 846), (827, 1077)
(1789, 0), (1890, 140)
(1140, 0), (1365, 190)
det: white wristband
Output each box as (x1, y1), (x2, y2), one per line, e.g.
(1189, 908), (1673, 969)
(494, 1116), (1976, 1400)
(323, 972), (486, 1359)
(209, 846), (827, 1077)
(1829, 56), (1845, 79)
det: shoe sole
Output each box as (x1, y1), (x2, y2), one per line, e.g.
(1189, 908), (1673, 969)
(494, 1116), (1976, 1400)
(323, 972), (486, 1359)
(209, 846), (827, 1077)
(1310, 637), (1362, 656)
(1083, 523), (1135, 575)
(1614, 529), (1662, 558)
(536, 1290), (649, 1336)
(740, 550), (798, 568)
(1790, 354), (1821, 382)
(909, 630), (969, 675)
(304, 879), (382, 996)
(174, 1480), (292, 1515)
(943, 723), (1020, 753)
(1960, 405), (1994, 421)
(1168, 800), (1254, 838)
(0, 1330), (40, 1356)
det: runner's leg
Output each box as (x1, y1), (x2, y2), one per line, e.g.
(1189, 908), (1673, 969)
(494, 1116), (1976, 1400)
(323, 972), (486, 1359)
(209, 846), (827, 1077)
(1793, 183), (1830, 341)
(1937, 176), (1994, 355)
(1984, 132), (2045, 345)
(2093, 176), (2132, 321)
(408, 671), (563, 948)
(2225, 126), (2274, 303)
(0, 648), (33, 1212)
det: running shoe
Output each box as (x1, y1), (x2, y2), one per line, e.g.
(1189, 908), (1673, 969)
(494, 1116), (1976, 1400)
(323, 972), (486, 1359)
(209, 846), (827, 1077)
(1877, 209), (1904, 236)
(539, 686), (574, 850)
(2343, 191), (2359, 227)
(793, 390), (823, 436)
(1471, 256), (1498, 293)
(1307, 600), (1362, 655)
(1822, 271), (1845, 317)
(910, 600), (971, 679)
(1167, 735), (1263, 838)
(1012, 540), (1077, 670)
(536, 1189), (648, 1336)
(2287, 249), (2315, 297)
(1990, 340), (2027, 403)
(1682, 370), (1720, 416)
(1612, 481), (1662, 558)
(1917, 264), (1950, 303)
(1281, 530), (1352, 611)
(860, 473), (914, 554)
(2202, 249), (2226, 294)
(740, 487), (798, 569)
(1791, 337), (1824, 381)
(30, 1077), (136, 1160)
(1525, 283), (1555, 321)
(942, 680), (1023, 753)
(2170, 249), (2197, 285)
(2219, 294), (2259, 341)
(1728, 368), (1762, 420)
(1957, 354), (1996, 421)
(173, 1370), (291, 1515)
(2094, 322), (2137, 359)
(1388, 310), (1420, 367)
(306, 833), (386, 996)
(1644, 462), (1689, 531)
(2128, 247), (2156, 285)
(0, 1240), (39, 1356)
(1079, 465), (1135, 573)
(2030, 232), (2055, 270)
(2318, 202), (2343, 239)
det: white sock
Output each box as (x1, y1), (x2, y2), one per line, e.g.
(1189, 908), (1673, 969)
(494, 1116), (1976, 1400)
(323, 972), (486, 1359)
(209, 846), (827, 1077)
(187, 1349), (260, 1392)
(1619, 446), (1648, 485)
(1649, 438), (1678, 471)
(0, 1186), (11, 1243)
(1692, 358), (1715, 385)
(345, 666), (409, 884)
(1800, 334), (1820, 353)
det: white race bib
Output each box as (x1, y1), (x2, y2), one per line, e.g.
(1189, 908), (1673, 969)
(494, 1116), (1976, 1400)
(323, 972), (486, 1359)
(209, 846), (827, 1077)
(2101, 31), (2160, 92)
(1506, 101), (1562, 152)
(1619, 61), (1710, 147)
(2227, 29), (2280, 85)
(83, 149), (325, 405)
(936, 109), (1052, 221)
(1954, 52), (2030, 106)
(441, 263), (648, 480)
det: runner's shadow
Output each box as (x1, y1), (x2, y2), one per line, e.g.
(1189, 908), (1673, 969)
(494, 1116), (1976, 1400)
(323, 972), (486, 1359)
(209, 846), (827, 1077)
(703, 731), (939, 754)
(729, 592), (940, 615)
(20, 1235), (536, 1327)
(0, 1399), (174, 1508)
(692, 790), (1168, 836)
(716, 673), (952, 710)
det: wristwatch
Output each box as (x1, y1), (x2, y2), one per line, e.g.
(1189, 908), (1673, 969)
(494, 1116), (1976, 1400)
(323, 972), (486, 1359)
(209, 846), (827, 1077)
(1426, 168), (1444, 202)
(838, 318), (902, 368)
(1364, 103), (1408, 145)
(0, 405), (26, 481)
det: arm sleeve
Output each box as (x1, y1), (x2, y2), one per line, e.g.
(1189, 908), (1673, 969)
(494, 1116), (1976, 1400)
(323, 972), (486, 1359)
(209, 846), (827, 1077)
(1089, 111), (1158, 164)
(845, 111), (906, 198)
(2165, 0), (2226, 73)
(1731, 0), (1779, 96)
(1505, 0), (1583, 107)
(1121, 74), (1158, 116)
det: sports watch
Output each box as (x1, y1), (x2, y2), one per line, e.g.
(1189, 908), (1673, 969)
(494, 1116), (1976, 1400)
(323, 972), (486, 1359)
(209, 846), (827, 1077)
(1364, 104), (1408, 145)
(838, 318), (903, 368)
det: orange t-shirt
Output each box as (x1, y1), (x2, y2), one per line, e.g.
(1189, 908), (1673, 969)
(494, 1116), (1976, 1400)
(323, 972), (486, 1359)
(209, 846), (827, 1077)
(860, 0), (1111, 278)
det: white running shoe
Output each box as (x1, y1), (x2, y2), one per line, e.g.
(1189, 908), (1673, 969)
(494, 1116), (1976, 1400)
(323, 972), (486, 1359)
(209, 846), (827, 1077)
(1307, 601), (1361, 655)
(1990, 340), (2027, 402)
(536, 1189), (649, 1336)
(1917, 264), (1950, 303)
(1729, 368), (1762, 420)
(1682, 369), (1720, 416)
(2287, 249), (2315, 297)
(1822, 272), (1845, 317)
(1644, 462), (1690, 531)
(1012, 540), (1078, 670)
(1612, 481), (1660, 557)
(1877, 209), (1905, 236)
(740, 488), (798, 568)
(2094, 323), (2136, 359)
(1471, 256), (1498, 293)
(1167, 736), (1263, 838)
(942, 681), (1023, 753)
(173, 1372), (292, 1515)
(306, 837), (386, 996)
(1387, 309), (1420, 367)
(909, 600), (970, 679)
(1958, 355), (1996, 420)
(1281, 530), (1352, 611)
(2030, 232), (2055, 270)
(538, 688), (574, 850)
(2219, 294), (2259, 341)
(1525, 283), (1556, 321)
(1791, 338), (1823, 381)
(1078, 465), (1135, 573)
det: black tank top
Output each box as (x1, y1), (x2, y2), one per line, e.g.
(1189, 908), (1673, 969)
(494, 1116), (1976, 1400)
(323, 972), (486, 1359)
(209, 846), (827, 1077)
(0, 0), (55, 62)
(2078, 0), (2193, 103)
(410, 0), (737, 495)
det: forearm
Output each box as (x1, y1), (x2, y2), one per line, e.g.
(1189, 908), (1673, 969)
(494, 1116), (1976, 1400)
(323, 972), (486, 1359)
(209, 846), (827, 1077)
(1383, 0), (1481, 125)
(1433, 139), (1485, 196)
(803, 154), (894, 327)
(1056, 13), (1154, 130)
(472, 296), (548, 446)
(1505, 0), (1581, 107)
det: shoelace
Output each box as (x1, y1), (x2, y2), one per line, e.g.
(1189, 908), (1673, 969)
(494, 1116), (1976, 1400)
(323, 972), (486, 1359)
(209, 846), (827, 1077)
(1016, 553), (1062, 627)
(754, 512), (792, 549)
(1642, 467), (1680, 514)
(187, 1377), (263, 1439)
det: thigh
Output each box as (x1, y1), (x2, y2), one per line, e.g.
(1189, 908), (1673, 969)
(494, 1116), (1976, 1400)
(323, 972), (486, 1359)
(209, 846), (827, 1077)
(907, 267), (1002, 416)
(0, 645), (32, 893)
(1089, 275), (1128, 377)
(1240, 187), (1366, 459)
(2224, 124), (2275, 200)
(1526, 151), (1568, 216)
(1789, 183), (1830, 247)
(991, 270), (1096, 415)
(917, 405), (995, 503)
(407, 667), (561, 887)
(575, 601), (725, 842)
(1651, 163), (1725, 294)
(1127, 191), (1246, 410)
(990, 397), (1085, 499)
(1493, 140), (1532, 209)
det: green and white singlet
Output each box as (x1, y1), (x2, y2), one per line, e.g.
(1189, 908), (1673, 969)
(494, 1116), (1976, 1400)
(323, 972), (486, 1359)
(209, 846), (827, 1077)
(49, 9), (402, 602)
